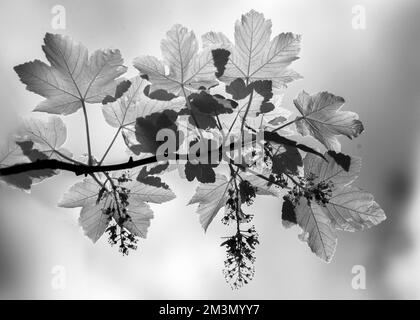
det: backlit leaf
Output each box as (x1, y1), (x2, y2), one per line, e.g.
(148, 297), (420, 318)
(323, 186), (386, 232)
(188, 174), (233, 231)
(133, 24), (217, 96)
(294, 91), (364, 151)
(14, 33), (127, 115)
(303, 152), (361, 189)
(243, 172), (282, 197)
(16, 116), (72, 160)
(295, 197), (337, 262)
(0, 138), (33, 190)
(0, 117), (72, 191)
(203, 10), (301, 88)
(102, 76), (185, 128)
(58, 177), (113, 242)
(289, 152), (386, 262)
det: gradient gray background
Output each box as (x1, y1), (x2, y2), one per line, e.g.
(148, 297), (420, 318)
(0, 0), (419, 299)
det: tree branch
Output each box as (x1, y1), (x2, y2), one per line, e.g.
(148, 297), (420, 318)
(0, 154), (183, 177)
(0, 130), (308, 191)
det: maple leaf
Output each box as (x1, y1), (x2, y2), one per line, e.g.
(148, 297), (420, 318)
(178, 91), (236, 130)
(236, 90), (267, 118)
(133, 24), (218, 96)
(0, 138), (42, 191)
(226, 78), (271, 100)
(115, 170), (176, 238)
(135, 110), (183, 155)
(294, 91), (364, 151)
(121, 128), (144, 156)
(323, 186), (386, 231)
(304, 152), (385, 231)
(0, 117), (72, 191)
(0, 139), (28, 172)
(270, 144), (302, 175)
(102, 76), (185, 129)
(287, 152), (385, 262)
(59, 171), (176, 243)
(226, 78), (276, 114)
(16, 116), (72, 161)
(136, 163), (170, 190)
(58, 177), (114, 242)
(101, 79), (132, 104)
(223, 78), (296, 141)
(203, 10), (301, 88)
(326, 150), (351, 171)
(123, 170), (176, 204)
(102, 76), (185, 156)
(295, 197), (337, 262)
(188, 174), (233, 231)
(243, 94), (293, 135)
(303, 150), (361, 189)
(14, 33), (127, 115)
(190, 92), (236, 115)
(281, 197), (297, 227)
(242, 172), (283, 197)
(185, 161), (218, 184)
(264, 131), (325, 160)
(183, 138), (222, 184)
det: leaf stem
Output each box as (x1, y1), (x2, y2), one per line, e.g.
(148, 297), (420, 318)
(53, 150), (81, 165)
(271, 117), (300, 133)
(99, 127), (122, 165)
(90, 173), (106, 189)
(240, 90), (254, 135)
(81, 99), (93, 166)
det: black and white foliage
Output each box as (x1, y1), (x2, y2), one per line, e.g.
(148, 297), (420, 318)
(0, 10), (385, 289)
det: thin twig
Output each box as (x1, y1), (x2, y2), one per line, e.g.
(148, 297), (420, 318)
(1, 132), (306, 191)
(0, 154), (173, 176)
